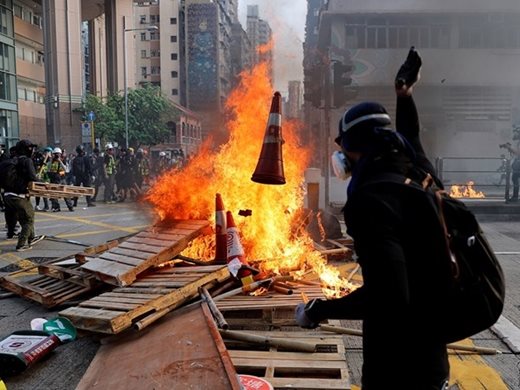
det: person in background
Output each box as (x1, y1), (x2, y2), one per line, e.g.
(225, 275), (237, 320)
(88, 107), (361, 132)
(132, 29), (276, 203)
(90, 147), (104, 203)
(500, 142), (520, 202)
(295, 48), (450, 389)
(0, 145), (7, 213)
(135, 148), (150, 191)
(71, 145), (95, 207)
(103, 143), (117, 204)
(48, 147), (74, 212)
(157, 151), (170, 176)
(2, 140), (45, 251)
(34, 146), (52, 212)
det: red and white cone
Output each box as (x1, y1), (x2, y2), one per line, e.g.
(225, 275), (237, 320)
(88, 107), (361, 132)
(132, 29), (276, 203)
(215, 193), (227, 263)
(226, 211), (254, 286)
(251, 91), (286, 185)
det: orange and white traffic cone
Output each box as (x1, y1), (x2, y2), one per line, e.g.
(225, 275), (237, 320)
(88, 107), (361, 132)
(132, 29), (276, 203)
(215, 193), (227, 263)
(251, 91), (286, 185)
(226, 211), (254, 286)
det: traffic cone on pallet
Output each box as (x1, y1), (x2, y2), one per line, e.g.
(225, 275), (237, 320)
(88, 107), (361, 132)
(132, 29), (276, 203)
(251, 91), (286, 185)
(226, 211), (254, 286)
(215, 193), (227, 264)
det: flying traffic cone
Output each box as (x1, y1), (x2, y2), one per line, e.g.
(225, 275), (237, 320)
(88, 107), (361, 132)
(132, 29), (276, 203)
(215, 193), (227, 263)
(251, 91), (286, 185)
(226, 211), (254, 286)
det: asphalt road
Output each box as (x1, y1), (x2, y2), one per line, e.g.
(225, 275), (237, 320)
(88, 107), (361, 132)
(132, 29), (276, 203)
(1, 200), (520, 389)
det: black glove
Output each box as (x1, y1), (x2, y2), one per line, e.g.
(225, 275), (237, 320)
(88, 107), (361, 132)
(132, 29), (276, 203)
(395, 46), (422, 91)
(295, 299), (321, 329)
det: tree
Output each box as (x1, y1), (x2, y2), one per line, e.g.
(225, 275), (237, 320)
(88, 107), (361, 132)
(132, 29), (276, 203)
(83, 84), (176, 147)
(126, 85), (172, 146)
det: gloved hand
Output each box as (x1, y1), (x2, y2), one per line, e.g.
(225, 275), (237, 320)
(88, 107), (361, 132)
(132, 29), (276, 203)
(395, 46), (422, 95)
(295, 300), (321, 329)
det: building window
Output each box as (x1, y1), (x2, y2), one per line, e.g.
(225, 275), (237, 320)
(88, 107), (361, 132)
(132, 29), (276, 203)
(151, 49), (160, 57)
(170, 35), (177, 43)
(151, 66), (160, 75)
(172, 89), (178, 96)
(150, 31), (159, 40)
(140, 32), (146, 41)
(171, 53), (178, 60)
(141, 50), (147, 58)
(171, 70), (178, 78)
(150, 15), (159, 23)
(140, 15), (146, 24)
(0, 7), (13, 36)
(13, 5), (21, 18)
(170, 17), (177, 25)
(141, 67), (147, 77)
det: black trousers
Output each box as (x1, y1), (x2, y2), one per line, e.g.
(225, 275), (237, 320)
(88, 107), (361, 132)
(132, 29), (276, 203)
(73, 175), (92, 205)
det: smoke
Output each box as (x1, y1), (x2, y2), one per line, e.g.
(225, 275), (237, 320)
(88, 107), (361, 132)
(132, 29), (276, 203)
(238, 0), (306, 94)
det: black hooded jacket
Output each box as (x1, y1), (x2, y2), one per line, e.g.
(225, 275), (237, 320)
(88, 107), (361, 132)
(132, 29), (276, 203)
(306, 95), (450, 388)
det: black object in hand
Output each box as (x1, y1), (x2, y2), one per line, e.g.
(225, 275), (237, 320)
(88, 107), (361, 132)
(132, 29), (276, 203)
(395, 46), (422, 89)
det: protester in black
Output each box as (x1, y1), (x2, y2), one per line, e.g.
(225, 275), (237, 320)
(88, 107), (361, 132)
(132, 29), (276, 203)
(71, 145), (95, 207)
(295, 48), (449, 389)
(90, 148), (104, 203)
(2, 140), (45, 251)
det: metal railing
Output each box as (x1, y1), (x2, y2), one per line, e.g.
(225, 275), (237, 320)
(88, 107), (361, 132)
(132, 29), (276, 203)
(435, 157), (511, 200)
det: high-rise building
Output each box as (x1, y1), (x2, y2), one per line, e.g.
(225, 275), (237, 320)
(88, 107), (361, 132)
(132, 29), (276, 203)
(287, 80), (302, 119)
(246, 4), (273, 79)
(230, 22), (252, 89)
(13, 1), (43, 148)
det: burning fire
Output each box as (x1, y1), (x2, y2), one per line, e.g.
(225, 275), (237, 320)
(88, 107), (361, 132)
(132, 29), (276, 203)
(450, 181), (485, 198)
(146, 61), (356, 299)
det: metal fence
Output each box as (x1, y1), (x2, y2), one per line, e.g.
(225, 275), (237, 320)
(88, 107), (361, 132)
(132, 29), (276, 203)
(435, 157), (511, 200)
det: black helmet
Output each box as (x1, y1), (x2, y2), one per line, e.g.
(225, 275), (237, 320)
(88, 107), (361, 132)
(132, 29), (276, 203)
(76, 144), (85, 154)
(16, 139), (36, 156)
(336, 102), (392, 152)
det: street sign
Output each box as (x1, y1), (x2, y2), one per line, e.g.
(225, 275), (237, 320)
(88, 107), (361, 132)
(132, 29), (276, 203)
(87, 111), (96, 122)
(81, 122), (91, 143)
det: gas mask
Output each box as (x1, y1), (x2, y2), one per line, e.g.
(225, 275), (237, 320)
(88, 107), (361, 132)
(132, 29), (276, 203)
(331, 150), (351, 180)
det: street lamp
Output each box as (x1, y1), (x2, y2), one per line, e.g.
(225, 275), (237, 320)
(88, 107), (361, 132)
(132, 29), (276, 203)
(123, 22), (159, 149)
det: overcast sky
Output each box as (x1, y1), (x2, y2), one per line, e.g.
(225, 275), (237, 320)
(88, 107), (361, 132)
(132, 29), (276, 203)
(238, 0), (307, 94)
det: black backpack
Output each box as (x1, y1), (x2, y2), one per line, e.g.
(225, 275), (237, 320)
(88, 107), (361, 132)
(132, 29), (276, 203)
(433, 186), (505, 343)
(0, 158), (21, 191)
(370, 173), (505, 343)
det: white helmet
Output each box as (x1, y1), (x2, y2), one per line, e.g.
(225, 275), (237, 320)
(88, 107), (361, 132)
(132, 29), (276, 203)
(105, 143), (114, 150)
(159, 151), (166, 157)
(53, 147), (62, 154)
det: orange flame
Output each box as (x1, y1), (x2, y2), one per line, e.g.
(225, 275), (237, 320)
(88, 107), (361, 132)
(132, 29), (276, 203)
(146, 61), (357, 298)
(449, 181), (485, 198)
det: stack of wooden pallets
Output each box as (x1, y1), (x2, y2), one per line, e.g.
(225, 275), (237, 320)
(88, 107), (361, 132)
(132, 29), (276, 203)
(0, 240), (119, 308)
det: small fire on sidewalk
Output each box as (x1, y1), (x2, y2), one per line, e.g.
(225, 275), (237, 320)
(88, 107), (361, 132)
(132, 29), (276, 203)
(146, 60), (357, 299)
(450, 181), (485, 198)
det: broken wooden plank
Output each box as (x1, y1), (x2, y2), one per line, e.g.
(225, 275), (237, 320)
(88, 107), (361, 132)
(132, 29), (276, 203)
(76, 303), (241, 390)
(80, 220), (211, 286)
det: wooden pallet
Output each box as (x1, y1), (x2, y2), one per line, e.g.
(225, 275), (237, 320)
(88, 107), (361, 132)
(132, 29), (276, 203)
(216, 284), (325, 327)
(28, 181), (95, 198)
(0, 241), (119, 308)
(60, 264), (230, 334)
(80, 220), (211, 286)
(225, 327), (350, 389)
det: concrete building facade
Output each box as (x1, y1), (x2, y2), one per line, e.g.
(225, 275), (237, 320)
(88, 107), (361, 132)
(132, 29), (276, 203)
(0, 1), (19, 150)
(306, 0), (520, 181)
(287, 80), (302, 119)
(246, 4), (273, 80)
